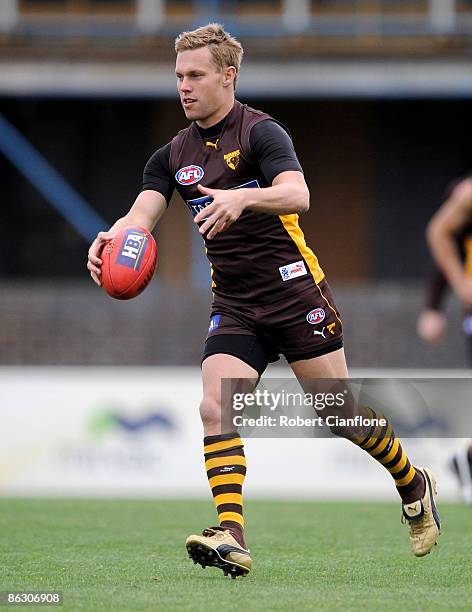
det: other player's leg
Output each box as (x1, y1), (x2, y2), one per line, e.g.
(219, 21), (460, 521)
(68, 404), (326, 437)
(450, 440), (472, 505)
(449, 320), (472, 504)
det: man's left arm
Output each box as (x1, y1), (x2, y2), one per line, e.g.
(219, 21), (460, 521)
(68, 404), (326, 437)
(194, 120), (309, 239)
(242, 170), (309, 215)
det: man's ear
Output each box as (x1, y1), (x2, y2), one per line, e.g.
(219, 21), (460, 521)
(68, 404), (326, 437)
(223, 66), (237, 87)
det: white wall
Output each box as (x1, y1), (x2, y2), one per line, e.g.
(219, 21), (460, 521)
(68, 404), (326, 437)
(0, 367), (464, 501)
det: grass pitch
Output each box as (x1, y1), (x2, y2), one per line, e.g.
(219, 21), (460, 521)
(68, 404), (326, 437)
(1, 499), (471, 611)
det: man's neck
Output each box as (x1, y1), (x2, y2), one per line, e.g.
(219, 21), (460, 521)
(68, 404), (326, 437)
(196, 98), (235, 129)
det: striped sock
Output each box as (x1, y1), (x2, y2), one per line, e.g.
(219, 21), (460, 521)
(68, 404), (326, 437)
(204, 432), (247, 548)
(354, 408), (425, 504)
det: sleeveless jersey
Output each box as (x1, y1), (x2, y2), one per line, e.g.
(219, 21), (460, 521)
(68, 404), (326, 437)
(169, 100), (324, 303)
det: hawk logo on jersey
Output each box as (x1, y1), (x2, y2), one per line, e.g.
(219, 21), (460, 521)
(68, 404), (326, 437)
(224, 149), (241, 171)
(175, 165), (204, 185)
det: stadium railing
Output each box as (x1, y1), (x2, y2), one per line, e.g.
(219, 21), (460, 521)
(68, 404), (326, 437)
(1, 0), (471, 37)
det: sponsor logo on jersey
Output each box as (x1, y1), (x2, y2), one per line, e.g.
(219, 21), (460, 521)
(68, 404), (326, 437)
(208, 314), (221, 333)
(306, 308), (325, 325)
(187, 195), (213, 219)
(224, 149), (241, 171)
(313, 327), (326, 338)
(186, 179), (260, 219)
(279, 260), (307, 282)
(115, 229), (148, 270)
(233, 179), (259, 189)
(175, 165), (204, 185)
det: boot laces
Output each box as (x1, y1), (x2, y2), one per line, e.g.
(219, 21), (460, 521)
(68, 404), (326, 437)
(401, 511), (425, 537)
(202, 526), (228, 539)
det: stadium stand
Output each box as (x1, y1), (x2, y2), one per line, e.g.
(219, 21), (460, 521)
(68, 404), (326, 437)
(0, 0), (471, 59)
(0, 281), (468, 367)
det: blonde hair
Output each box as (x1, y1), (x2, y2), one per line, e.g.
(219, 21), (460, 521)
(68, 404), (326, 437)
(175, 23), (244, 87)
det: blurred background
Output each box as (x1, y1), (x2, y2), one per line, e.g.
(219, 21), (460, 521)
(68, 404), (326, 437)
(1, 1), (471, 499)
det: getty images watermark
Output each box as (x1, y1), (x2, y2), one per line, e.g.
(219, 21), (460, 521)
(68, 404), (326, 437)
(219, 378), (472, 438)
(231, 388), (386, 430)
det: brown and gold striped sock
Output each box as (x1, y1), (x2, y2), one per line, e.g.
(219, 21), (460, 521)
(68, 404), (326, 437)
(354, 408), (425, 504)
(203, 432), (247, 548)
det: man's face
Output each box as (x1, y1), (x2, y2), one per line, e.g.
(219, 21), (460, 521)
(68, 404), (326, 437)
(175, 47), (229, 125)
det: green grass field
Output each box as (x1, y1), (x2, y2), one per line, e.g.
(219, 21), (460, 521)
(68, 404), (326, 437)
(1, 499), (471, 611)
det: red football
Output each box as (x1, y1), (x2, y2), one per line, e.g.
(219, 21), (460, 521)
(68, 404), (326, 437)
(101, 226), (157, 300)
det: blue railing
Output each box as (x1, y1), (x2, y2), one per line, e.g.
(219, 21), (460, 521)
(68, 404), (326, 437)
(0, 114), (107, 242)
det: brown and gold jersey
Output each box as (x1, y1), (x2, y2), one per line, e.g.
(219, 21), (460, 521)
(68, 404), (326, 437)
(463, 223), (472, 278)
(426, 221), (472, 310)
(148, 100), (324, 303)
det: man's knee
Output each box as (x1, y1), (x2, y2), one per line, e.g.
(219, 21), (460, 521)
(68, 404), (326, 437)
(199, 395), (222, 429)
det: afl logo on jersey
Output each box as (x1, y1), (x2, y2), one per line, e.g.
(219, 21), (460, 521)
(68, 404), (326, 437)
(306, 308), (325, 325)
(176, 165), (204, 185)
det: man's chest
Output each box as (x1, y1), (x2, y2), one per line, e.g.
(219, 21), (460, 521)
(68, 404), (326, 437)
(173, 136), (259, 217)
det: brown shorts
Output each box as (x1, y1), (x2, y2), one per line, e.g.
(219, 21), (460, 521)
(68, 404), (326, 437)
(202, 278), (344, 375)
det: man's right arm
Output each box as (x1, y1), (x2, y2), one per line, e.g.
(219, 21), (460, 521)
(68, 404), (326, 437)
(426, 178), (472, 307)
(87, 142), (174, 286)
(87, 190), (167, 286)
